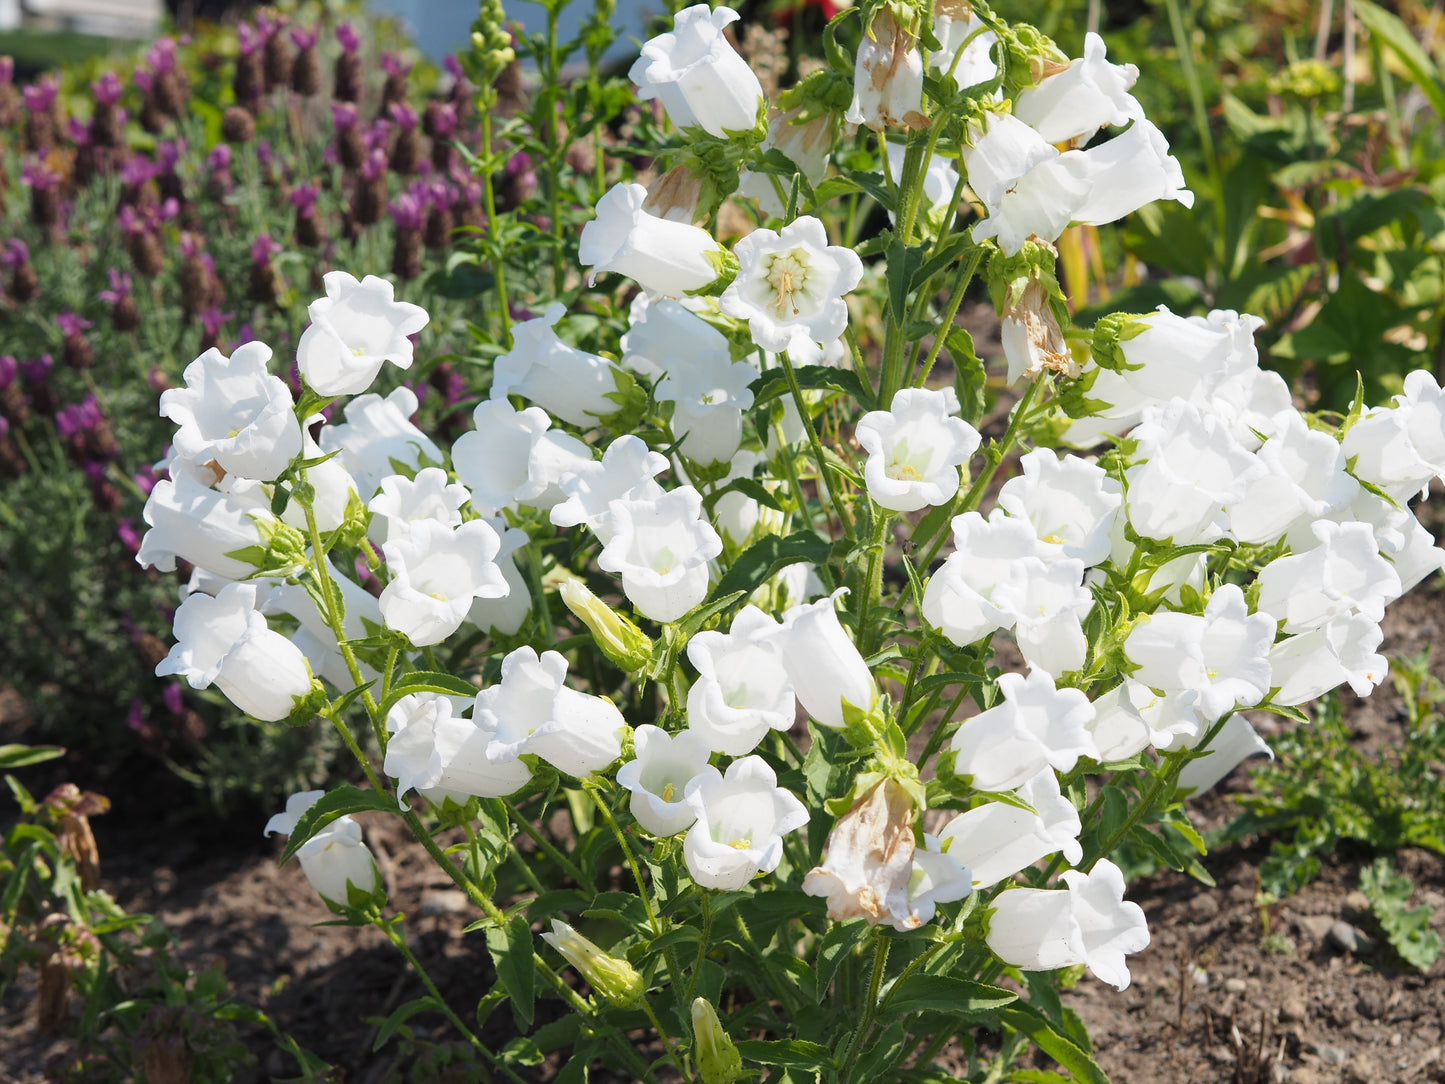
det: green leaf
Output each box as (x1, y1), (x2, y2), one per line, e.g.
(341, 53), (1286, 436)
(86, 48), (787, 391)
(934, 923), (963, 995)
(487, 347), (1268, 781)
(377, 671), (481, 719)
(710, 530), (834, 604)
(1353, 0), (1445, 121)
(1000, 1004), (1111, 1084)
(814, 918), (868, 1001)
(371, 997), (442, 1051)
(279, 786), (398, 864)
(1360, 856), (1442, 970)
(734, 1038), (833, 1070)
(0, 744), (65, 769)
(487, 911), (537, 1029)
(752, 362), (877, 413)
(881, 974), (1017, 1018)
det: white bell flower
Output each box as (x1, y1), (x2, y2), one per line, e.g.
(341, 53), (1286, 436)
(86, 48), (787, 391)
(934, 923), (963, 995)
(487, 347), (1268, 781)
(616, 724), (713, 836)
(1268, 613), (1388, 706)
(950, 669), (1098, 793)
(296, 271), (429, 397)
(1084, 683), (1154, 762)
(1073, 119), (1194, 225)
(452, 398), (591, 518)
(1256, 520), (1402, 633)
(619, 294), (729, 380)
(467, 518), (532, 637)
(985, 859), (1149, 990)
(656, 354), (759, 466)
(1342, 370), (1445, 501)
(157, 582), (315, 721)
(1013, 32), (1141, 146)
(263, 558), (382, 690)
(1123, 397), (1265, 545)
(1128, 683), (1208, 753)
(686, 605), (797, 756)
(580, 183), (722, 297)
(385, 692), (531, 806)
(961, 112), (1091, 256)
(930, 1), (998, 91)
(1175, 714), (1272, 795)
(938, 767), (1082, 890)
(136, 472), (275, 580)
(378, 519), (509, 646)
(1316, 487), (1445, 591)
(265, 791), (381, 906)
(682, 756), (809, 890)
(477, 647), (625, 778)
(992, 558), (1093, 677)
(855, 387), (981, 512)
(761, 587), (877, 729)
(492, 303), (627, 427)
(845, 9), (926, 131)
(719, 215), (864, 356)
(598, 486), (722, 623)
(903, 834), (974, 929)
(921, 510), (1048, 647)
(629, 4), (763, 137)
(319, 386), (443, 501)
(1124, 584), (1275, 723)
(996, 449), (1122, 567)
(551, 436), (669, 543)
(159, 341), (301, 483)
(1226, 412), (1358, 546)
(368, 467), (470, 544)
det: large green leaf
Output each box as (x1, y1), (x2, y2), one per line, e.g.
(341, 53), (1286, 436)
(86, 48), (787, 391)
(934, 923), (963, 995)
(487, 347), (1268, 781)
(487, 912), (537, 1030)
(880, 974), (1017, 1019)
(1000, 1004), (1113, 1084)
(1354, 0), (1445, 121)
(279, 785), (398, 864)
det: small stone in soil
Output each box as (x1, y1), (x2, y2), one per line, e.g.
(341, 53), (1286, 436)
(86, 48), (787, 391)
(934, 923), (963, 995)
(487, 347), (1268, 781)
(1328, 921), (1361, 953)
(1225, 977), (1248, 994)
(1343, 890), (1370, 912)
(1357, 991), (1385, 1020)
(418, 889), (469, 916)
(1315, 1044), (1349, 1067)
(1344, 1053), (1378, 1084)
(1189, 893), (1220, 920)
(1281, 998), (1308, 1022)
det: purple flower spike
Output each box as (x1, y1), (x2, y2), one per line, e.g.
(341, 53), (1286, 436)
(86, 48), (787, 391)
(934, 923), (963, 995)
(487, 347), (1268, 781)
(2, 240), (29, 268)
(361, 148), (388, 181)
(68, 117), (92, 144)
(288, 180), (320, 214)
(126, 698), (146, 732)
(23, 76), (58, 112)
(21, 157), (61, 189)
(133, 68), (155, 94)
(429, 101), (458, 138)
(290, 25), (320, 50)
(336, 23), (360, 53)
(56, 311), (93, 337)
(100, 268), (133, 305)
(163, 682), (185, 716)
(92, 71), (125, 106)
(388, 189), (426, 230)
(156, 140), (183, 171)
(388, 102), (418, 130)
(119, 155), (156, 187)
(145, 38), (179, 74)
(250, 234), (282, 265)
(0, 356), (18, 385)
(200, 306), (233, 337)
(0, 58), (13, 85)
(238, 22), (265, 57)
(443, 56), (464, 82)
(206, 143), (232, 172)
(330, 101), (359, 131)
(380, 52), (411, 78)
(134, 464), (158, 495)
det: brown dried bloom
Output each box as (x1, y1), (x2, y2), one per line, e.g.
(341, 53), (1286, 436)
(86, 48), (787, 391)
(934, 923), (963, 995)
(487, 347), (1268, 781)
(802, 778), (919, 927)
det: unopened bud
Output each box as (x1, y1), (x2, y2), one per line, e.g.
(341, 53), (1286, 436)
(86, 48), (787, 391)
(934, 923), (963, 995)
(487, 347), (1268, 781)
(558, 577), (654, 672)
(692, 998), (742, 1084)
(541, 919), (644, 1007)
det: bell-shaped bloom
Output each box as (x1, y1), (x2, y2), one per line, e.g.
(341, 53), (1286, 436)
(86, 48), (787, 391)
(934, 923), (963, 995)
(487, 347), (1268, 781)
(378, 519), (509, 646)
(477, 647), (625, 778)
(541, 920), (644, 1007)
(319, 386), (443, 500)
(1175, 714), (1272, 794)
(452, 398), (591, 517)
(1013, 32), (1141, 146)
(992, 558), (1093, 677)
(737, 106), (835, 218)
(1124, 584), (1275, 723)
(1085, 682), (1157, 762)
(1073, 119), (1194, 225)
(803, 778), (919, 928)
(930, 0), (998, 91)
(468, 519), (532, 637)
(950, 669), (1098, 793)
(263, 558), (382, 690)
(157, 582), (315, 721)
(1342, 371), (1445, 501)
(1226, 412), (1358, 546)
(1124, 398), (1265, 545)
(136, 472), (275, 580)
(598, 486), (722, 623)
(986, 859), (1149, 990)
(719, 215), (863, 356)
(1268, 613), (1388, 706)
(903, 834), (974, 929)
(656, 354), (759, 466)
(266, 791), (381, 906)
(620, 294), (730, 380)
(629, 4), (763, 137)
(1255, 520), (1401, 633)
(1128, 683), (1208, 753)
(845, 9), (926, 131)
(1319, 487), (1445, 593)
(687, 606), (796, 755)
(759, 588), (877, 729)
(692, 998), (743, 1084)
(616, 725), (713, 836)
(368, 467), (470, 544)
(683, 756), (809, 890)
(1206, 365), (1296, 452)
(996, 449), (1122, 567)
(922, 510), (1048, 647)
(580, 183), (722, 297)
(961, 112), (1091, 256)
(938, 768), (1082, 890)
(296, 271), (429, 396)
(159, 341), (301, 482)
(492, 303), (627, 427)
(855, 387), (981, 512)
(552, 436), (669, 543)
(385, 692), (531, 806)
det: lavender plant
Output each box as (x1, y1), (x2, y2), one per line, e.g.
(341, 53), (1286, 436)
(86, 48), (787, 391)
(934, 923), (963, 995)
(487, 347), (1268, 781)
(122, 0), (1445, 1080)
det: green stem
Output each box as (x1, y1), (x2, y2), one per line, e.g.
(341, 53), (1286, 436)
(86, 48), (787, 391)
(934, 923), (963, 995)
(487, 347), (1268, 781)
(478, 106), (511, 341)
(857, 509), (892, 656)
(914, 246), (984, 389)
(1163, 0), (1228, 274)
(781, 349), (855, 540)
(504, 798), (588, 885)
(839, 929), (890, 1084)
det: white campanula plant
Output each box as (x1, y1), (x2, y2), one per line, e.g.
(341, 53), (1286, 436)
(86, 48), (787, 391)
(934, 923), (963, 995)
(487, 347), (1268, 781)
(131, 0), (1445, 1080)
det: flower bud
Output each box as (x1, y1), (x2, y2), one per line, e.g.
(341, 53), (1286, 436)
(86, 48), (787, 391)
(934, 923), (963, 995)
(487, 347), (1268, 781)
(541, 920), (644, 1007)
(559, 577), (654, 672)
(692, 998), (742, 1084)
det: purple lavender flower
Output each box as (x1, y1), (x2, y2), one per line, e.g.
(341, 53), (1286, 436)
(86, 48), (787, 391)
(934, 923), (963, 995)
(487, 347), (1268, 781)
(134, 464), (159, 496)
(427, 101), (458, 139)
(250, 234), (282, 266)
(336, 22), (361, 52)
(126, 698), (146, 732)
(331, 101), (359, 131)
(388, 189), (426, 231)
(0, 58), (13, 85)
(239, 22), (265, 57)
(199, 306), (233, 338)
(133, 67), (155, 95)
(380, 53), (411, 78)
(68, 117), (91, 144)
(56, 311), (93, 338)
(163, 682), (185, 716)
(145, 37), (179, 74)
(156, 140), (183, 173)
(0, 357), (16, 386)
(290, 25), (320, 50)
(288, 180), (320, 216)
(22, 76), (58, 113)
(91, 71), (125, 106)
(388, 102), (418, 130)
(99, 268), (133, 305)
(2, 240), (30, 268)
(119, 155), (156, 188)
(21, 157), (61, 190)
(361, 148), (388, 181)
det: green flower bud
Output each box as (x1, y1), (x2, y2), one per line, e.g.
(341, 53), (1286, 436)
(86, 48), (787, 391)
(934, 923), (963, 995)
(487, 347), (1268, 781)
(692, 998), (742, 1084)
(558, 577), (655, 672)
(541, 920), (644, 1007)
